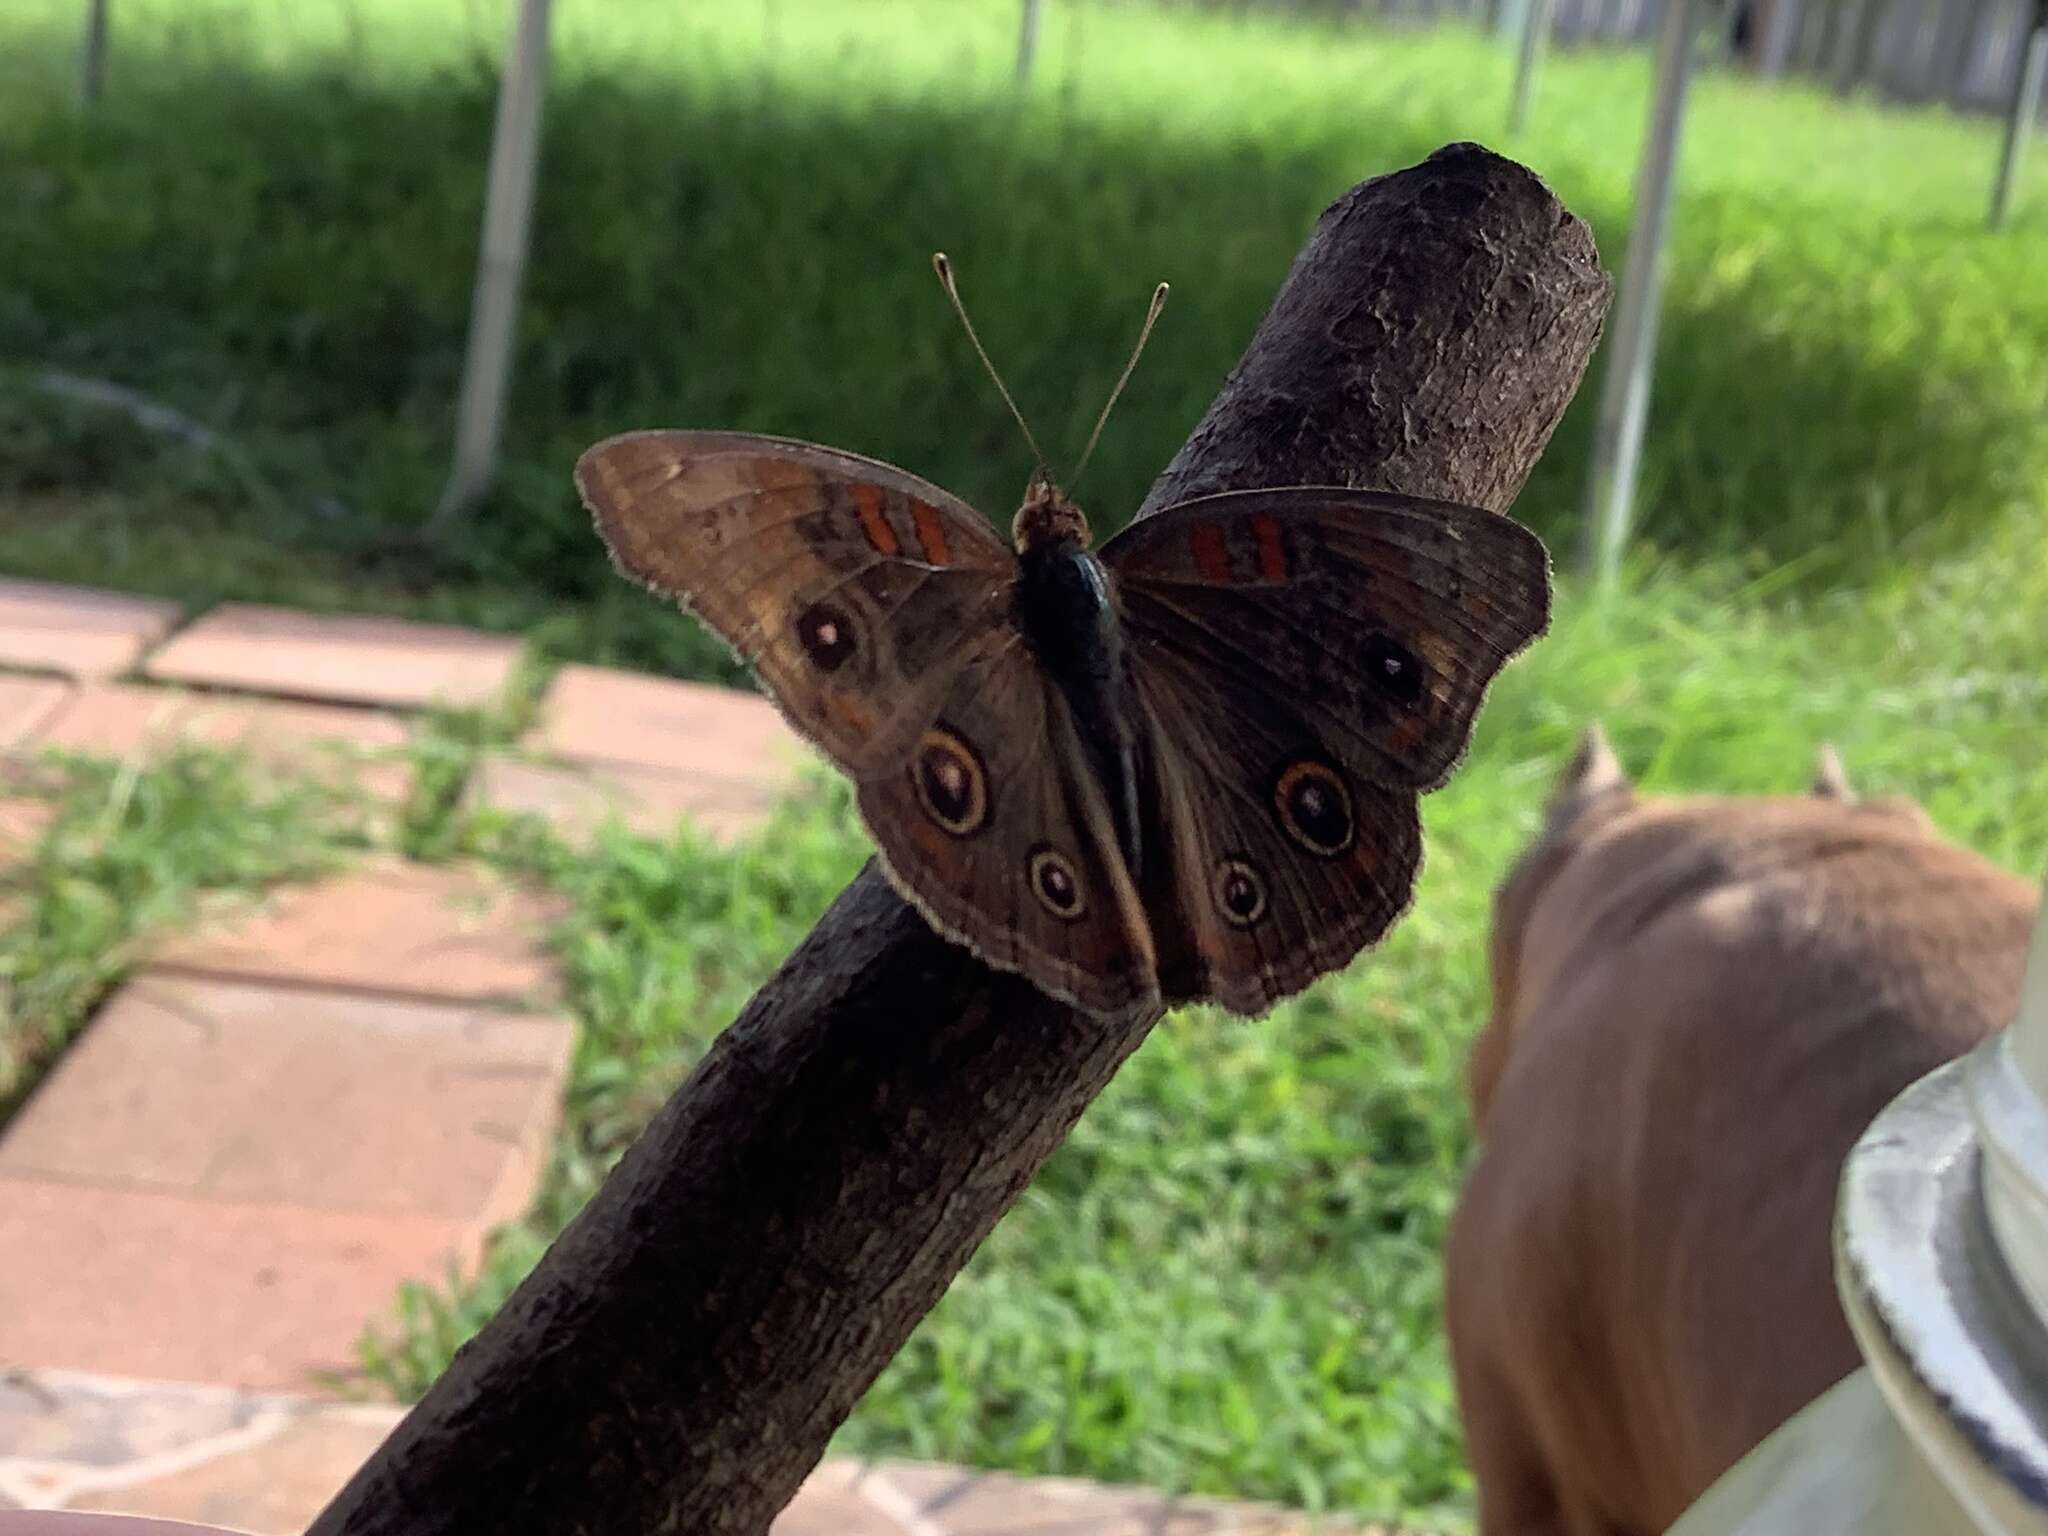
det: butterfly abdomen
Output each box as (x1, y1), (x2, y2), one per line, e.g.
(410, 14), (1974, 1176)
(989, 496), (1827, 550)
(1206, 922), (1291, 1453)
(1015, 543), (1142, 876)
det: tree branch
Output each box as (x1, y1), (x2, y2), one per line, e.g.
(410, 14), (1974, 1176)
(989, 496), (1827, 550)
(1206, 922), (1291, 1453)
(308, 142), (1610, 1536)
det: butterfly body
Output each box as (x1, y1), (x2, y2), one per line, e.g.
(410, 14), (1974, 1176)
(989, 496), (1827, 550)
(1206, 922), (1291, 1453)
(1010, 486), (1142, 876)
(577, 429), (1549, 1023)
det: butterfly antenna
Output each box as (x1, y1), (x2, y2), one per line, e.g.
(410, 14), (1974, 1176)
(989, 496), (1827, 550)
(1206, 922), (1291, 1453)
(932, 252), (1048, 470)
(1073, 280), (1169, 486)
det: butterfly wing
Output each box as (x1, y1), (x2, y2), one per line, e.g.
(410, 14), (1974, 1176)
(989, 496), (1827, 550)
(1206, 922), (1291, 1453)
(855, 633), (1160, 1021)
(576, 430), (1017, 776)
(1101, 487), (1548, 1016)
(1100, 487), (1550, 791)
(579, 429), (1157, 1016)
(1128, 653), (1423, 1017)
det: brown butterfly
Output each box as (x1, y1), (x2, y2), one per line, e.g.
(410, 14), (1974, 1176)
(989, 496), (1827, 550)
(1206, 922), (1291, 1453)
(575, 256), (1550, 1022)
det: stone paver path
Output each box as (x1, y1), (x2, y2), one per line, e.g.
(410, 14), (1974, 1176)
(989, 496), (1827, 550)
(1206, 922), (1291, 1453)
(0, 679), (68, 750)
(33, 683), (412, 804)
(0, 1374), (1377, 1532)
(468, 662), (811, 845)
(155, 860), (564, 1008)
(0, 580), (179, 680)
(1, 588), (803, 846)
(0, 800), (55, 863)
(0, 1181), (482, 1391)
(143, 605), (523, 711)
(0, 975), (569, 1227)
(0, 963), (573, 1388)
(530, 663), (801, 774)
(466, 754), (778, 846)
(0, 581), (1371, 1533)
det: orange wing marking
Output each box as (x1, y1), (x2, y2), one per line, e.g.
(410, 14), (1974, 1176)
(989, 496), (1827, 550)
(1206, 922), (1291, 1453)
(910, 499), (952, 566)
(852, 483), (900, 556)
(1190, 522), (1232, 583)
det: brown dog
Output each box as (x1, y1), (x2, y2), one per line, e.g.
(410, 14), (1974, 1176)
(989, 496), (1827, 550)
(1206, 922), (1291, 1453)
(1446, 726), (2037, 1536)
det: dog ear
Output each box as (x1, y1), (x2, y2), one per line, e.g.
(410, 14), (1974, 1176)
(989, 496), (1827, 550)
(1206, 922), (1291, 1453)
(1546, 722), (1632, 830)
(1812, 745), (1940, 831)
(1812, 743), (1857, 803)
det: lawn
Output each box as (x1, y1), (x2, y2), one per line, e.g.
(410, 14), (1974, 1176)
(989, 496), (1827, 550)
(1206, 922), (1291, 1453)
(2, 0), (2046, 1528)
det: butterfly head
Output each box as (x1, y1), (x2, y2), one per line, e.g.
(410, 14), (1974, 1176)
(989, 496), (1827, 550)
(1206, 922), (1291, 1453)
(931, 252), (1163, 560)
(1013, 472), (1093, 554)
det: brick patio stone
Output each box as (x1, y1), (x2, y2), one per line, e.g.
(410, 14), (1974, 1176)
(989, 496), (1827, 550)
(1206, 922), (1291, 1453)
(64, 1405), (401, 1529)
(0, 677), (71, 748)
(771, 1460), (916, 1535)
(153, 860), (565, 1007)
(528, 664), (806, 786)
(871, 1460), (1155, 1533)
(465, 755), (774, 845)
(0, 1399), (1385, 1535)
(871, 1460), (1087, 1530)
(0, 1372), (405, 1525)
(29, 682), (411, 801)
(0, 1179), (470, 1390)
(0, 974), (572, 1228)
(144, 605), (521, 711)
(0, 1372), (269, 1469)
(868, 1461), (1369, 1533)
(0, 581), (180, 680)
(0, 800), (55, 862)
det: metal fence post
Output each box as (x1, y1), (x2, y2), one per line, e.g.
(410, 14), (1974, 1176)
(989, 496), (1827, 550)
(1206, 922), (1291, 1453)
(1808, 0), (1847, 74)
(430, 0), (553, 532)
(1017, 0), (1045, 83)
(1947, 0), (1996, 107)
(1508, 0), (1558, 134)
(80, 0), (110, 105)
(1990, 0), (2048, 230)
(1582, 0), (1706, 584)
(1924, 0), (1982, 105)
(1756, 0), (1803, 74)
(1835, 0), (1888, 94)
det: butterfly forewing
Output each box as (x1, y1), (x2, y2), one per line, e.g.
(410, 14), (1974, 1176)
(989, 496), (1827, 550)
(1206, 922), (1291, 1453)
(576, 430), (1018, 776)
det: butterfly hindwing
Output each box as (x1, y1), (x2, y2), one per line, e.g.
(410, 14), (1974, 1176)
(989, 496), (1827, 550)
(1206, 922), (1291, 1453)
(1127, 637), (1423, 1017)
(1102, 487), (1550, 791)
(575, 430), (1018, 776)
(855, 633), (1160, 1020)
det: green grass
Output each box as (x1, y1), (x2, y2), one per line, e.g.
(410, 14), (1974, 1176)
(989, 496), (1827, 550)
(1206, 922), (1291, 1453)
(2, 0), (2046, 1528)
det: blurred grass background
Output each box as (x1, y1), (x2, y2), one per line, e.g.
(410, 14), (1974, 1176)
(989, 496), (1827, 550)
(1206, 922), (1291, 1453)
(2, 0), (2046, 1527)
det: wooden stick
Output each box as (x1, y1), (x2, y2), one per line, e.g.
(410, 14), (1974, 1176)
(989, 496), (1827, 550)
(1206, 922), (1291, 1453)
(307, 142), (1610, 1536)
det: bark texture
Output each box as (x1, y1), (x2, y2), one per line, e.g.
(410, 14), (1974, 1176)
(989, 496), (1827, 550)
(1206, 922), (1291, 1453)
(307, 141), (1610, 1536)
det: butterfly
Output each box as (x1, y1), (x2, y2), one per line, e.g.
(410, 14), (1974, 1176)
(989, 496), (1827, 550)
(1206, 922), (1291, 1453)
(574, 257), (1550, 1022)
